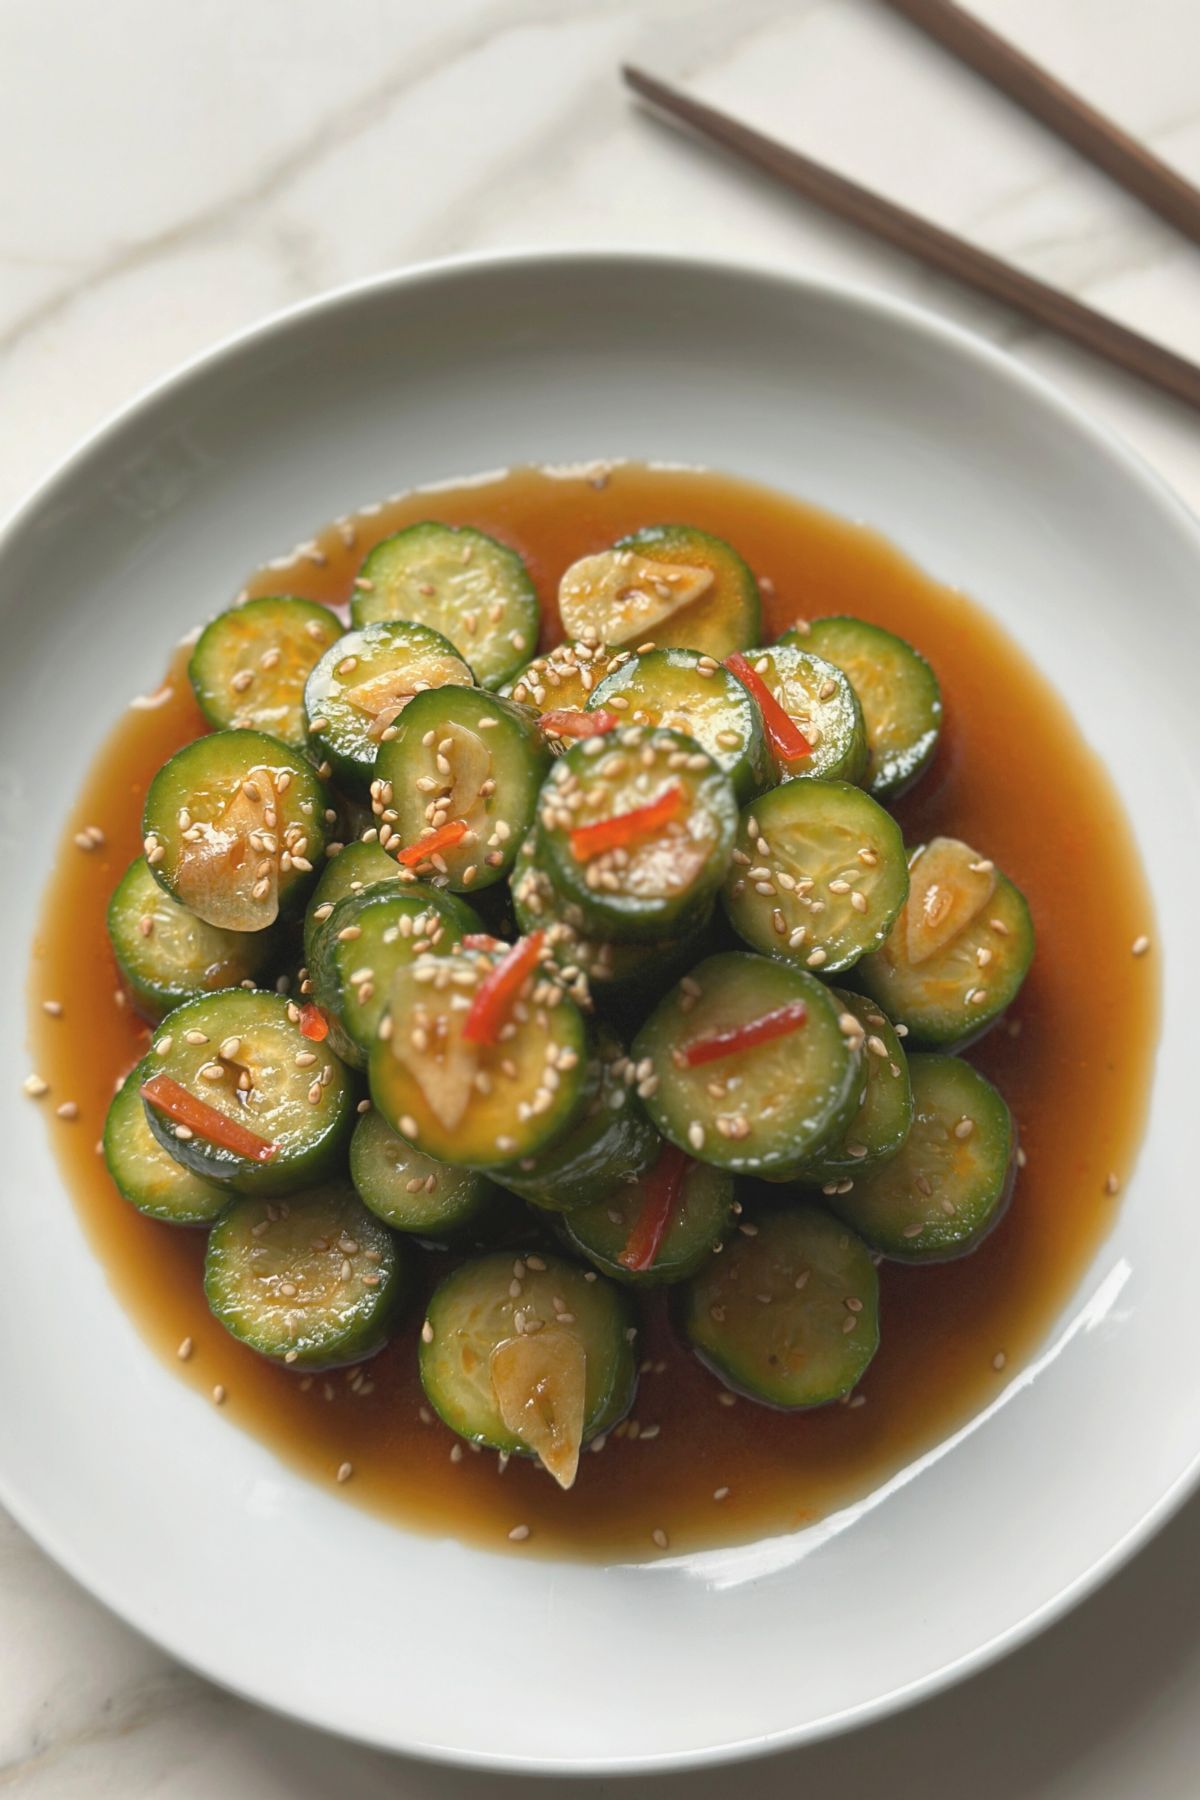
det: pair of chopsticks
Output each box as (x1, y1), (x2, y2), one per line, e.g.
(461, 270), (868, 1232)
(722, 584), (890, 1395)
(623, 0), (1200, 415)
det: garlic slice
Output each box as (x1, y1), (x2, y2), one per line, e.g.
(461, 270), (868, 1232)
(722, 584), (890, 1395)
(903, 837), (997, 967)
(345, 669), (421, 741)
(441, 722), (492, 822)
(558, 550), (713, 645)
(387, 1007), (478, 1131)
(175, 782), (279, 930)
(490, 1329), (587, 1490)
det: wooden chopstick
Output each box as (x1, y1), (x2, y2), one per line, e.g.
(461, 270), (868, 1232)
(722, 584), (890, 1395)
(622, 64), (1200, 417)
(880, 0), (1200, 250)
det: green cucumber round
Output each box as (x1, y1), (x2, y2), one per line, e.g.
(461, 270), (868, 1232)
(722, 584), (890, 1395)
(189, 596), (342, 747)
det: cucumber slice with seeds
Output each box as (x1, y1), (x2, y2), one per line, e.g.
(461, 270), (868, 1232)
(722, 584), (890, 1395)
(633, 952), (862, 1178)
(490, 1028), (659, 1211)
(310, 881), (480, 1067)
(350, 1106), (499, 1237)
(587, 646), (769, 802)
(502, 639), (632, 714)
(108, 856), (276, 1021)
(103, 1062), (227, 1225)
(564, 1158), (736, 1285)
(788, 617), (942, 799)
(420, 1252), (635, 1483)
(143, 730), (330, 931)
(534, 725), (737, 944)
(204, 1185), (407, 1368)
(681, 1205), (879, 1408)
(510, 833), (707, 998)
(721, 780), (908, 974)
(368, 949), (588, 1168)
(304, 620), (474, 794)
(303, 839), (400, 967)
(739, 642), (867, 785)
(352, 523), (538, 690)
(142, 989), (353, 1195)
(856, 837), (1034, 1047)
(189, 596), (341, 748)
(374, 687), (550, 892)
(559, 524), (760, 660)
(827, 1054), (1015, 1260)
(798, 989), (913, 1183)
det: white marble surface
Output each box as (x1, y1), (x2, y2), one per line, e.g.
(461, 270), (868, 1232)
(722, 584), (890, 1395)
(3, 0), (1200, 1791)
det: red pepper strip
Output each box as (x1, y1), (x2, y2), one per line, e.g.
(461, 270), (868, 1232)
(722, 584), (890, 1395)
(619, 1143), (691, 1273)
(682, 1001), (808, 1068)
(461, 932), (510, 953)
(298, 1002), (329, 1042)
(538, 709), (620, 740)
(140, 1073), (279, 1163)
(462, 931), (546, 1046)
(724, 652), (813, 761)
(568, 785), (683, 864)
(394, 819), (469, 868)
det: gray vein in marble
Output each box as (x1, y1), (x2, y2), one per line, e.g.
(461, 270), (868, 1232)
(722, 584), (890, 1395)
(0, 0), (633, 358)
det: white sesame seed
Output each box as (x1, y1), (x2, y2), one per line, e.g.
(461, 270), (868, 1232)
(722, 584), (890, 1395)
(336, 1461), (353, 1483)
(508, 1524), (531, 1542)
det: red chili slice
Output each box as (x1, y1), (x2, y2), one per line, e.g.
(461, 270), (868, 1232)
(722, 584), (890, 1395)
(568, 785), (683, 863)
(539, 709), (620, 740)
(682, 1001), (808, 1068)
(619, 1143), (691, 1273)
(462, 931), (546, 1047)
(298, 1003), (330, 1042)
(140, 1073), (279, 1162)
(725, 652), (813, 761)
(394, 819), (469, 868)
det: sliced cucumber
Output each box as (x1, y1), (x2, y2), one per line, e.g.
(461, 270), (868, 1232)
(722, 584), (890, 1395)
(798, 989), (913, 1182)
(349, 1106), (499, 1237)
(310, 881), (479, 1067)
(189, 596), (341, 748)
(108, 856), (275, 1021)
(373, 687), (550, 892)
(510, 833), (705, 997)
(368, 949), (589, 1168)
(563, 1158), (735, 1285)
(304, 620), (474, 794)
(352, 522), (538, 689)
(856, 837), (1034, 1047)
(490, 1028), (659, 1211)
(502, 639), (632, 714)
(302, 839), (400, 967)
(103, 1062), (227, 1225)
(204, 1184), (406, 1368)
(534, 725), (737, 944)
(420, 1252), (635, 1484)
(681, 1205), (879, 1407)
(587, 646), (769, 802)
(789, 617), (942, 799)
(633, 952), (862, 1178)
(721, 780), (908, 974)
(142, 989), (354, 1195)
(559, 525), (760, 660)
(737, 642), (867, 785)
(828, 1054), (1015, 1260)
(143, 730), (330, 931)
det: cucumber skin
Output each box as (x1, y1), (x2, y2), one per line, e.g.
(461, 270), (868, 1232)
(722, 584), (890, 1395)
(103, 1062), (228, 1226)
(533, 728), (739, 945)
(489, 1034), (660, 1212)
(203, 1188), (408, 1369)
(141, 992), (355, 1197)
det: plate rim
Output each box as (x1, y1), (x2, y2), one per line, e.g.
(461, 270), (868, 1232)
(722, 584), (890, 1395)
(3, 245), (1196, 1774)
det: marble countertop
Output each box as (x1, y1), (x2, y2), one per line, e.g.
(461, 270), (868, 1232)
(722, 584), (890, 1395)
(4, 0), (1200, 1792)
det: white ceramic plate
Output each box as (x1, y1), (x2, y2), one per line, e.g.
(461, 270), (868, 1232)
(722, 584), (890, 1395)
(2, 251), (1196, 1772)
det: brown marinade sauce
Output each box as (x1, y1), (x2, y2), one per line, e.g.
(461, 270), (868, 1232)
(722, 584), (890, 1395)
(29, 463), (1157, 1558)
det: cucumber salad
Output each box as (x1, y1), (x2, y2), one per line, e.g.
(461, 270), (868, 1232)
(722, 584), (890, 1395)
(103, 514), (1034, 1499)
